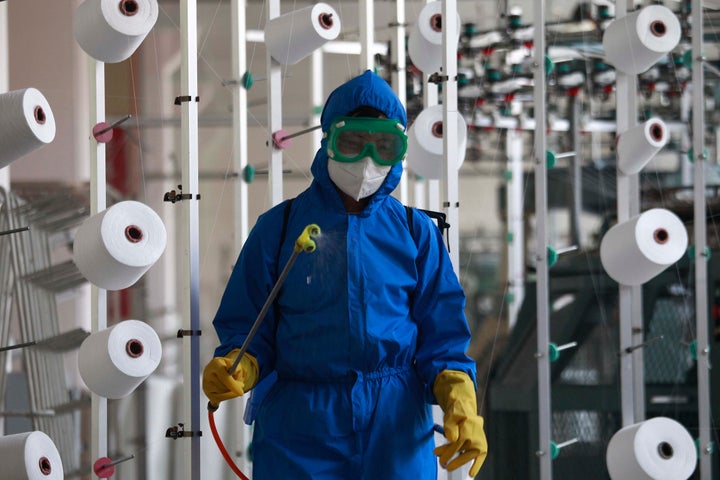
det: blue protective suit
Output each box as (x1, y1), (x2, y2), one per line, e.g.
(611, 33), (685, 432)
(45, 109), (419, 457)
(212, 70), (476, 479)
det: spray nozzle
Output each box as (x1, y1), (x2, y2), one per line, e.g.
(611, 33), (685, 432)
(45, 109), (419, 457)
(295, 224), (321, 253)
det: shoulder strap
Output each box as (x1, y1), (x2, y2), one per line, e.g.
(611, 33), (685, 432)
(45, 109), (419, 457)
(405, 205), (451, 252)
(277, 198), (294, 263)
(405, 205), (414, 239)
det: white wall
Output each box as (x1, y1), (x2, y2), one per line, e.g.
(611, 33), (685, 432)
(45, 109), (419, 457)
(8, 0), (89, 183)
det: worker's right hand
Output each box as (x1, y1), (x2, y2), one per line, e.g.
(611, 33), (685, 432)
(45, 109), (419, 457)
(202, 349), (259, 408)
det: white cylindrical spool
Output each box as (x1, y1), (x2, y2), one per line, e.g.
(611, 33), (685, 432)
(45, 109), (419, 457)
(406, 105), (467, 180)
(600, 208), (687, 285)
(73, 200), (167, 291)
(0, 88), (56, 169)
(0, 431), (64, 480)
(557, 71), (586, 88)
(616, 117), (668, 175)
(407, 1), (461, 74)
(602, 5), (681, 74)
(73, 0), (159, 63)
(606, 417), (696, 480)
(264, 3), (341, 65)
(78, 319), (162, 399)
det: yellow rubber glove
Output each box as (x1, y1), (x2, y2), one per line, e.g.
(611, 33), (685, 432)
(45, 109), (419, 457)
(433, 370), (488, 477)
(202, 349), (259, 409)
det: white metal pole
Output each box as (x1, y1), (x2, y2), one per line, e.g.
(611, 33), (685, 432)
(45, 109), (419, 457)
(422, 1), (440, 212)
(427, 180), (440, 212)
(506, 129), (524, 330)
(391, 0), (408, 205)
(414, 180), (427, 210)
(532, 1), (552, 478)
(0, 1), (8, 191)
(231, 0), (251, 474)
(569, 96), (582, 248)
(180, 0), (202, 477)
(680, 87), (693, 186)
(0, 1), (5, 418)
(691, 1), (712, 476)
(359, 0), (374, 72)
(89, 58), (108, 470)
(439, 3), (462, 477)
(391, 0), (406, 115)
(232, 0), (249, 246)
(267, 0), (283, 207)
(311, 50), (324, 154)
(441, 0), (460, 272)
(614, 0), (644, 427)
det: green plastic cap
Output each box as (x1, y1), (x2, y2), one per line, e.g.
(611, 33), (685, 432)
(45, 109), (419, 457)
(242, 71), (254, 90)
(547, 246), (558, 267)
(243, 164), (256, 183)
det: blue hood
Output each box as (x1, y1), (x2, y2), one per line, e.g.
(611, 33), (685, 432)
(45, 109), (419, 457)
(310, 70), (407, 212)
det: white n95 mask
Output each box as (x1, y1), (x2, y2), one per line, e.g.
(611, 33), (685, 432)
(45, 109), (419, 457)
(327, 156), (391, 201)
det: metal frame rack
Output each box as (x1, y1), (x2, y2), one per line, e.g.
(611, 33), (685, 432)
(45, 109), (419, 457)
(0, 183), (91, 477)
(488, 247), (719, 479)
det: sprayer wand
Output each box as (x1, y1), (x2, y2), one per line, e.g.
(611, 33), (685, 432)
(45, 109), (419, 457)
(227, 223), (320, 375)
(207, 223), (321, 412)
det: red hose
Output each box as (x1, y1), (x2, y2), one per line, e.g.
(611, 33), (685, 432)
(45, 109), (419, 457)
(208, 409), (251, 480)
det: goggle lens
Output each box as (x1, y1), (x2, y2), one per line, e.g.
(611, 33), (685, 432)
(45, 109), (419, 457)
(335, 130), (406, 163)
(327, 117), (407, 166)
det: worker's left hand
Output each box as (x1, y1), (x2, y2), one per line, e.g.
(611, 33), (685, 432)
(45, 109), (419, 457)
(433, 370), (488, 477)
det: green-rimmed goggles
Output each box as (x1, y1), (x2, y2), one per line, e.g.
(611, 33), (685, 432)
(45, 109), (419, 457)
(325, 116), (408, 166)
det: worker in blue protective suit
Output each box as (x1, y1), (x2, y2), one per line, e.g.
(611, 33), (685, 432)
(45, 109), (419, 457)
(203, 70), (488, 479)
